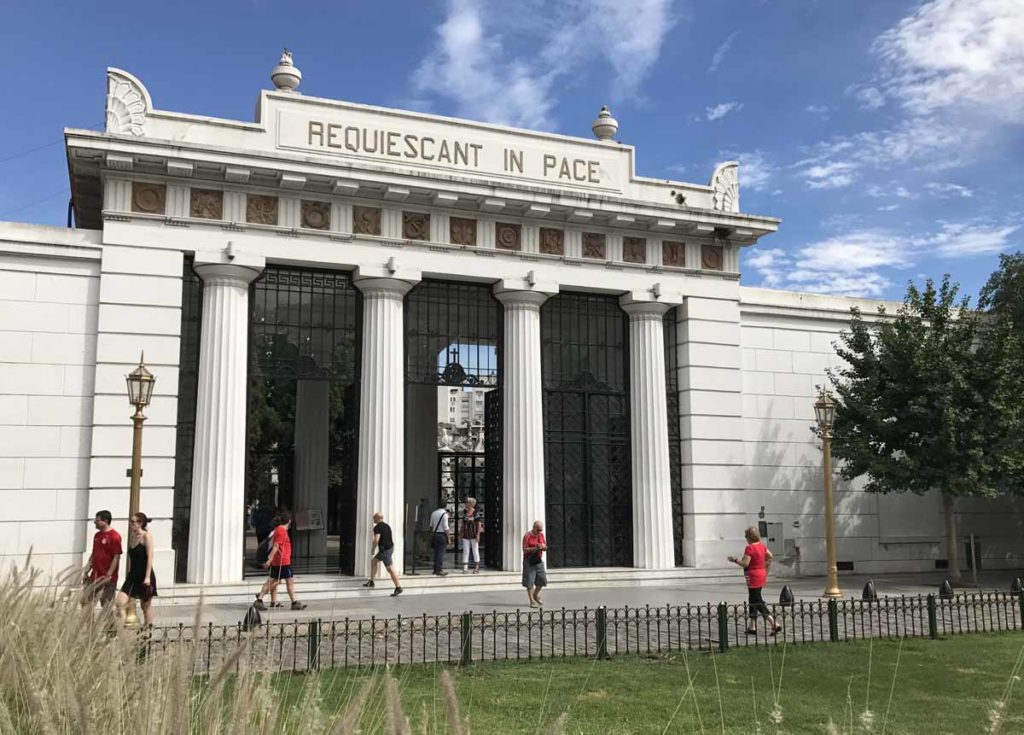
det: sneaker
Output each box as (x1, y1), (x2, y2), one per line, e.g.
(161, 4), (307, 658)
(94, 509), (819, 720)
(771, 625), (783, 637)
(462, 568), (468, 573)
(362, 580), (375, 588)
(270, 602), (284, 608)
(254, 596), (267, 612)
(433, 570), (448, 577)
(391, 587), (403, 597)
(291, 601), (307, 611)
(473, 568), (479, 574)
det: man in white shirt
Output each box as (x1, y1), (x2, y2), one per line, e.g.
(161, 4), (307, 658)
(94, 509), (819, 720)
(428, 505), (451, 576)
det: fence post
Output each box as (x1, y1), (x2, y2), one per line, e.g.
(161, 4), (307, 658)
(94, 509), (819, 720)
(307, 619), (321, 671)
(1019, 590), (1024, 631)
(827, 599), (839, 643)
(717, 603), (729, 653)
(596, 606), (609, 659)
(461, 612), (473, 666)
(927, 594), (938, 639)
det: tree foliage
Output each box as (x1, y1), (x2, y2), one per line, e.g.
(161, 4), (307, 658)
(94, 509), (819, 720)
(827, 276), (991, 500)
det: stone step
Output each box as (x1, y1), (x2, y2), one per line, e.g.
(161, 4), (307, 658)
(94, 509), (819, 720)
(155, 567), (738, 607)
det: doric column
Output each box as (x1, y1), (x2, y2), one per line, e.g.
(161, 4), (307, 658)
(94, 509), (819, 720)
(494, 288), (551, 572)
(353, 277), (415, 578)
(187, 256), (263, 584)
(620, 298), (676, 569)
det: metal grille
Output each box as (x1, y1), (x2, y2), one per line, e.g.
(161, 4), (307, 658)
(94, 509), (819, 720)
(171, 258), (202, 583)
(664, 307), (685, 566)
(247, 266), (361, 574)
(405, 280), (500, 386)
(483, 390), (503, 569)
(541, 293), (632, 567)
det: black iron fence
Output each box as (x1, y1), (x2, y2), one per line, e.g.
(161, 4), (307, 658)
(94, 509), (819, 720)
(143, 593), (1024, 676)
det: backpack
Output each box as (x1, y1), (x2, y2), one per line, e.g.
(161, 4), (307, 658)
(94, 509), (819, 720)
(241, 603), (262, 631)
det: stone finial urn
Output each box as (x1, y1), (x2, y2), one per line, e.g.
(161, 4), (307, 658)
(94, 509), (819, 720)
(591, 106), (618, 141)
(271, 49), (302, 92)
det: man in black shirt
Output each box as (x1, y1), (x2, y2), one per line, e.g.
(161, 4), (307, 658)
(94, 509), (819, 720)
(362, 512), (402, 596)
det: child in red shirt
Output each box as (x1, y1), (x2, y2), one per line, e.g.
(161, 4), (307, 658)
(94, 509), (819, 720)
(255, 513), (306, 611)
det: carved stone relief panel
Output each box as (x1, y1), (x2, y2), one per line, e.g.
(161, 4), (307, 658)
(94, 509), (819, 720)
(301, 200), (330, 230)
(662, 240), (685, 267)
(623, 236), (646, 264)
(353, 206), (382, 235)
(450, 217), (477, 246)
(540, 227), (564, 255)
(701, 244), (724, 270)
(582, 232), (606, 259)
(131, 182), (166, 214)
(495, 222), (522, 251)
(403, 212), (430, 240)
(190, 188), (223, 220)
(246, 195), (279, 225)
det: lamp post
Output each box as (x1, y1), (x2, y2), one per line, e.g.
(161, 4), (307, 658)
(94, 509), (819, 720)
(814, 387), (842, 599)
(124, 353), (155, 625)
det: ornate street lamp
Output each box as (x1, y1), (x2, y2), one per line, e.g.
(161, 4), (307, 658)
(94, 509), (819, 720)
(123, 353), (155, 625)
(814, 387), (842, 598)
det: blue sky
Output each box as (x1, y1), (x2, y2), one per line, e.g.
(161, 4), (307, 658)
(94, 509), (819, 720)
(1, 0), (1021, 301)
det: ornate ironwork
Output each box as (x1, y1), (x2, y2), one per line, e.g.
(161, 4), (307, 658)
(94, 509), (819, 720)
(664, 306), (685, 566)
(483, 390), (503, 569)
(541, 292), (632, 568)
(171, 259), (202, 582)
(247, 265), (361, 574)
(404, 280), (500, 386)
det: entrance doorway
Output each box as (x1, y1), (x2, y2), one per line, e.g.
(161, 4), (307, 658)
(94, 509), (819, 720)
(541, 292), (633, 567)
(244, 266), (361, 576)
(404, 280), (501, 573)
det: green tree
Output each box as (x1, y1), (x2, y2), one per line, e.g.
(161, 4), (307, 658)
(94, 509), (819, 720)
(976, 252), (1024, 496)
(828, 276), (989, 582)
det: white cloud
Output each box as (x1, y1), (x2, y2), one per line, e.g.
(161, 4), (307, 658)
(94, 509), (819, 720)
(708, 30), (740, 73)
(846, 84), (886, 110)
(805, 104), (830, 116)
(866, 182), (915, 199)
(873, 0), (1024, 122)
(720, 150), (773, 191)
(414, 0), (675, 129)
(745, 220), (1021, 297)
(705, 101), (743, 121)
(802, 161), (857, 189)
(925, 182), (974, 198)
(929, 222), (1019, 257)
(878, 204), (901, 211)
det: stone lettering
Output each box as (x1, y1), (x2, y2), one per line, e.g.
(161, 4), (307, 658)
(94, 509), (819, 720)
(327, 123), (342, 149)
(308, 121), (324, 146)
(296, 118), (616, 190)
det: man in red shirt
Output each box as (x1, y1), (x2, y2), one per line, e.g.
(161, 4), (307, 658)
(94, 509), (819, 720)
(81, 510), (122, 608)
(254, 513), (306, 611)
(521, 520), (548, 608)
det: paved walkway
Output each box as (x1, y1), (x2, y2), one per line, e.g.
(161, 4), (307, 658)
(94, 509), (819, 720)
(152, 570), (1019, 627)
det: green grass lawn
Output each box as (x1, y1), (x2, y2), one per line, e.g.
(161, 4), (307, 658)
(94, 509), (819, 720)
(277, 632), (1024, 734)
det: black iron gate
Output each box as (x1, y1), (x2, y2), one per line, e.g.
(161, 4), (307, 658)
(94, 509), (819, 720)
(246, 266), (361, 575)
(541, 293), (633, 568)
(664, 307), (685, 566)
(483, 389), (502, 569)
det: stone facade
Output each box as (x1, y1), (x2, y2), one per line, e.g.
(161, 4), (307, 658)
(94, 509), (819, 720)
(1, 66), (1021, 585)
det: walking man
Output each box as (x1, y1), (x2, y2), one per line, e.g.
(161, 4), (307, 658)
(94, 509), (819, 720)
(255, 513), (306, 611)
(461, 497), (482, 573)
(81, 510), (122, 609)
(362, 512), (403, 596)
(428, 503), (451, 576)
(522, 520), (548, 608)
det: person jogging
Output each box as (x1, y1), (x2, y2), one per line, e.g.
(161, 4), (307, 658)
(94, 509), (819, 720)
(728, 526), (782, 636)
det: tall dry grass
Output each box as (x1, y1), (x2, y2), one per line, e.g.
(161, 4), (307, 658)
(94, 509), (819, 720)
(0, 561), (553, 734)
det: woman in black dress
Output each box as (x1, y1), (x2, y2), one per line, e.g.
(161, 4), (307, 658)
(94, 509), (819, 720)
(115, 512), (157, 625)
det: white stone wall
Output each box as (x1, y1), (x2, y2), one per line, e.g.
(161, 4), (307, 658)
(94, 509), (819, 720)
(737, 287), (1024, 575)
(88, 241), (183, 587)
(0, 224), (102, 577)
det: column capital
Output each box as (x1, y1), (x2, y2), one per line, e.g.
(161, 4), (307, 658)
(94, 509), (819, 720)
(194, 249), (265, 286)
(494, 287), (555, 309)
(619, 298), (673, 320)
(354, 276), (417, 299)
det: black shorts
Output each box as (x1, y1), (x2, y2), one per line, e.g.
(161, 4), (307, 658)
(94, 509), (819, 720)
(748, 587), (770, 619)
(269, 565), (293, 580)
